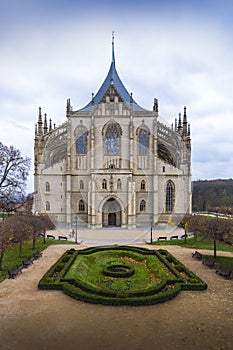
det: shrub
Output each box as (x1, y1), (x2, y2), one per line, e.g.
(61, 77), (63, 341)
(38, 246), (207, 306)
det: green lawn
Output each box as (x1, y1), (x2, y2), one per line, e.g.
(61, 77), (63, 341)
(0, 238), (73, 282)
(65, 250), (170, 292)
(150, 236), (233, 252)
(203, 255), (233, 270)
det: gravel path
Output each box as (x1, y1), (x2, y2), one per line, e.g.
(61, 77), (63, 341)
(0, 244), (232, 350)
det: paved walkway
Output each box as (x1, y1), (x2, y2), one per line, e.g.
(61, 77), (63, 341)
(48, 225), (185, 246)
(0, 244), (232, 350)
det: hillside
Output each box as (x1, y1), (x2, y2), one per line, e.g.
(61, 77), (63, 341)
(192, 179), (233, 213)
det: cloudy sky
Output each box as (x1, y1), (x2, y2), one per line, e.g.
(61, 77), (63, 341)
(0, 0), (233, 192)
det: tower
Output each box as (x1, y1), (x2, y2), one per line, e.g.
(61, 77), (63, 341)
(33, 37), (192, 229)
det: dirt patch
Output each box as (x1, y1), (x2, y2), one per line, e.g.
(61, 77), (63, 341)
(0, 244), (232, 350)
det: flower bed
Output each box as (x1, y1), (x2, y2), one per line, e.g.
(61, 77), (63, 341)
(38, 246), (207, 305)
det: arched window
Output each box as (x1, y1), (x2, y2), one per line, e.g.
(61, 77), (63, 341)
(77, 130), (87, 154)
(45, 201), (50, 211)
(166, 181), (175, 212)
(80, 180), (84, 190)
(79, 199), (85, 212)
(138, 129), (149, 155)
(117, 179), (121, 190)
(140, 199), (146, 212)
(45, 182), (50, 192)
(102, 179), (107, 190)
(141, 180), (146, 190)
(105, 124), (120, 155)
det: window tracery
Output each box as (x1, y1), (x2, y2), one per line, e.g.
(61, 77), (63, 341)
(79, 199), (85, 212)
(105, 124), (120, 155)
(140, 200), (146, 212)
(102, 179), (107, 190)
(80, 180), (84, 190)
(141, 180), (146, 190)
(77, 130), (87, 154)
(138, 128), (149, 155)
(166, 181), (175, 212)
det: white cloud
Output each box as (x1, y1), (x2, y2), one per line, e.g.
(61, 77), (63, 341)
(0, 2), (233, 192)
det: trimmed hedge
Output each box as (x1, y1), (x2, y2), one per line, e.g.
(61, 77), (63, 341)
(38, 246), (207, 306)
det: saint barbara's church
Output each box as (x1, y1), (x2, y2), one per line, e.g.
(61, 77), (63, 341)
(33, 37), (192, 229)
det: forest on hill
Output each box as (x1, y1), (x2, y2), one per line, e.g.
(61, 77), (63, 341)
(192, 179), (233, 213)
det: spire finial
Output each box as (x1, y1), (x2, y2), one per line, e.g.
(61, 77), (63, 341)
(112, 31), (115, 64)
(38, 106), (43, 135)
(43, 113), (48, 134)
(49, 118), (52, 132)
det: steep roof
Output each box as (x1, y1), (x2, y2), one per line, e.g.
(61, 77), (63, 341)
(78, 38), (146, 112)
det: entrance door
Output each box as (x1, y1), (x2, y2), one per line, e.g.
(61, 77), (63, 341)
(108, 213), (116, 226)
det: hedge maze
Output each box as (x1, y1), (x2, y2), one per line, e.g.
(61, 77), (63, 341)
(38, 246), (207, 306)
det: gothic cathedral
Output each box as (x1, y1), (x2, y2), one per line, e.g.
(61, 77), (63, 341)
(34, 37), (192, 229)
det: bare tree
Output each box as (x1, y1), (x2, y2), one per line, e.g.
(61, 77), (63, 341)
(0, 221), (13, 270)
(7, 215), (33, 258)
(0, 142), (30, 209)
(185, 214), (233, 258)
(20, 213), (55, 248)
(201, 216), (233, 258)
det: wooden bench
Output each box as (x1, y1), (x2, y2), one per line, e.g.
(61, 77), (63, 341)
(33, 250), (42, 260)
(158, 236), (167, 241)
(8, 265), (23, 279)
(47, 234), (55, 239)
(215, 264), (232, 279)
(170, 235), (179, 240)
(58, 236), (68, 241)
(192, 251), (203, 260)
(22, 258), (33, 268)
(202, 258), (215, 268)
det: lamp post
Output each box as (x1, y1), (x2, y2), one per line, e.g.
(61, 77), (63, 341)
(150, 215), (153, 244)
(75, 214), (78, 244)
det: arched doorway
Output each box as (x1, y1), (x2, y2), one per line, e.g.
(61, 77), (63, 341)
(102, 198), (121, 227)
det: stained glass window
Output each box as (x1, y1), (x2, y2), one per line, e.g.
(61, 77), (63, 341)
(166, 181), (175, 212)
(105, 124), (120, 155)
(139, 129), (149, 155)
(77, 131), (87, 154)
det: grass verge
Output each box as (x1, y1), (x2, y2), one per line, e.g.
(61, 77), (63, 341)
(150, 237), (233, 252)
(0, 238), (73, 282)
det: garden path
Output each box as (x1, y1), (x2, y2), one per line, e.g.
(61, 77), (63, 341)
(0, 244), (232, 350)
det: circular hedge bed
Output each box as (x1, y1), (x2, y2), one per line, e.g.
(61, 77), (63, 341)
(38, 246), (207, 306)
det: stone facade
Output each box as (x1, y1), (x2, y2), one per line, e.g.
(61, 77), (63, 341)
(34, 39), (192, 229)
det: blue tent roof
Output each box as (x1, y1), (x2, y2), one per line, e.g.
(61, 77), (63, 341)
(78, 40), (146, 112)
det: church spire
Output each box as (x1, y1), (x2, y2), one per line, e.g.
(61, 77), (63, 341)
(182, 106), (188, 136)
(78, 35), (145, 112)
(49, 118), (52, 132)
(43, 113), (48, 134)
(112, 31), (115, 64)
(38, 107), (43, 135)
(177, 112), (182, 135)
